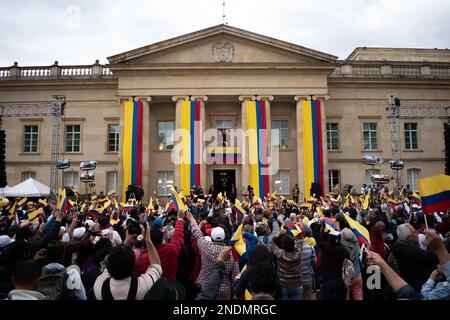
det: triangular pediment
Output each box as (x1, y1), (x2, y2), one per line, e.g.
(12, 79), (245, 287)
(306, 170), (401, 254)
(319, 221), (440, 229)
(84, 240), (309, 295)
(108, 25), (337, 66)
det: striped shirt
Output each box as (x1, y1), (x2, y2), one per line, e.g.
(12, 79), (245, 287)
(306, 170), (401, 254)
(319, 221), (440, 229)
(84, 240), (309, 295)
(300, 242), (316, 284)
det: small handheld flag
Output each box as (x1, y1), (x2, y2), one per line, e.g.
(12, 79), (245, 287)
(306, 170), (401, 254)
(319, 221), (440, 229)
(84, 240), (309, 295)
(418, 174), (450, 215)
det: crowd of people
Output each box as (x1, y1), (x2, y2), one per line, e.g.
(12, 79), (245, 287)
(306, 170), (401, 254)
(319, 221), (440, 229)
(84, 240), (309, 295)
(0, 183), (449, 301)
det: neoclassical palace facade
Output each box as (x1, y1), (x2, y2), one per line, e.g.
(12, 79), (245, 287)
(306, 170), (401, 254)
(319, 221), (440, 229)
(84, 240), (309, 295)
(1, 25), (449, 199)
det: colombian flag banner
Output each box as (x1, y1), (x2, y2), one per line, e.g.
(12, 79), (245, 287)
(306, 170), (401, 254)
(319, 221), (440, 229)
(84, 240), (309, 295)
(300, 99), (324, 199)
(418, 174), (450, 215)
(207, 147), (242, 164)
(122, 100), (143, 199)
(180, 100), (201, 194)
(246, 100), (269, 200)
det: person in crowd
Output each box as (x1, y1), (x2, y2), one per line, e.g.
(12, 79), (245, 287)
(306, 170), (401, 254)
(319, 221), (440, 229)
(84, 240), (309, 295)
(92, 222), (162, 300)
(38, 240), (86, 300)
(132, 209), (185, 280)
(1, 182), (449, 302)
(187, 212), (239, 300)
(268, 229), (303, 300)
(234, 243), (283, 299)
(340, 228), (362, 300)
(292, 184), (300, 204)
(300, 232), (316, 300)
(313, 220), (351, 300)
(392, 223), (439, 291)
(7, 260), (45, 300)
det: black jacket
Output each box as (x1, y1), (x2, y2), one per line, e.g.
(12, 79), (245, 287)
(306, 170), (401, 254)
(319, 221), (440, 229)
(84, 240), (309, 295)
(392, 240), (439, 292)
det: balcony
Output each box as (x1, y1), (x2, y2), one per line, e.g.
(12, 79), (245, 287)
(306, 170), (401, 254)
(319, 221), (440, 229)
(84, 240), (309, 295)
(0, 60), (116, 81)
(330, 61), (450, 79)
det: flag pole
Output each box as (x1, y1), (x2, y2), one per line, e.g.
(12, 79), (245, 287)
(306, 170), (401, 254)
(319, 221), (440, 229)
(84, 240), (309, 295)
(424, 213), (429, 229)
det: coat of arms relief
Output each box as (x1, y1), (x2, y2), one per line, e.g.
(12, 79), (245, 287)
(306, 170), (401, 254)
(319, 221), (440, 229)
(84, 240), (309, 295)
(212, 42), (234, 63)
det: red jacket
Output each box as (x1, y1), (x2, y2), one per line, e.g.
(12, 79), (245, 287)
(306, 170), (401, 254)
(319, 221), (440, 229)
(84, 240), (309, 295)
(133, 219), (185, 280)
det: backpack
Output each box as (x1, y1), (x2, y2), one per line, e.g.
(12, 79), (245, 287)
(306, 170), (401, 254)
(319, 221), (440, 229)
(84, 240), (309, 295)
(38, 268), (75, 300)
(342, 258), (355, 288)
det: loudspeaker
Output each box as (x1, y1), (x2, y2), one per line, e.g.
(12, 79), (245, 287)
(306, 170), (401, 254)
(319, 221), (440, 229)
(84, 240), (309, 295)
(310, 182), (323, 198)
(445, 123), (450, 175)
(0, 129), (6, 187)
(126, 184), (144, 202)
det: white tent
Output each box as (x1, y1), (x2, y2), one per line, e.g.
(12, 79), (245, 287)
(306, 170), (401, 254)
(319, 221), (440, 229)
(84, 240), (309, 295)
(4, 178), (50, 197)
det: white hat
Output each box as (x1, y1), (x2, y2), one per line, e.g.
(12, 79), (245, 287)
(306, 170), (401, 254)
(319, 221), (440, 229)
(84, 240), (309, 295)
(0, 235), (12, 248)
(85, 220), (95, 227)
(226, 208), (232, 214)
(211, 227), (225, 242)
(73, 227), (86, 239)
(62, 233), (70, 243)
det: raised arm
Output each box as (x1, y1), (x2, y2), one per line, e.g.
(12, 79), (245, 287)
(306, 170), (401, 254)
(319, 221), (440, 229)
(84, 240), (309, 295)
(166, 210), (185, 255)
(144, 222), (161, 266)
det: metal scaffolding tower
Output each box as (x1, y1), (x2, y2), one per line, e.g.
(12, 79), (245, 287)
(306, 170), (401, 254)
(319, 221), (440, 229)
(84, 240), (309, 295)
(0, 95), (65, 194)
(387, 97), (450, 196)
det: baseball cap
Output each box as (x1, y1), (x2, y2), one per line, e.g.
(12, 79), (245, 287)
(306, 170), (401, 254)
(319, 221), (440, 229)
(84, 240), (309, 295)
(211, 227), (225, 242)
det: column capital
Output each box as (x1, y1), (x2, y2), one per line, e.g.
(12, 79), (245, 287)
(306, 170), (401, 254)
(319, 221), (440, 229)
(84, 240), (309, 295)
(172, 96), (190, 102)
(115, 95), (152, 102)
(294, 95), (311, 102)
(239, 95), (257, 102)
(256, 95), (274, 102)
(294, 95), (330, 102)
(190, 95), (208, 102)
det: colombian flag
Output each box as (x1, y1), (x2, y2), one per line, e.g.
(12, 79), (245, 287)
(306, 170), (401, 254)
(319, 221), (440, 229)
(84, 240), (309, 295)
(343, 213), (370, 245)
(323, 217), (340, 233)
(229, 224), (246, 262)
(286, 224), (302, 237)
(171, 187), (188, 212)
(300, 99), (324, 199)
(28, 208), (44, 223)
(232, 199), (246, 220)
(180, 99), (202, 194)
(122, 100), (143, 199)
(57, 189), (68, 212)
(246, 100), (269, 200)
(418, 175), (450, 215)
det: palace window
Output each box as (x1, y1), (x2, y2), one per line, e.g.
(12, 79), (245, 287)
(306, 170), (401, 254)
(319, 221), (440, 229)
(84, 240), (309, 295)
(326, 123), (339, 151)
(407, 168), (421, 192)
(23, 125), (38, 153)
(328, 170), (341, 193)
(107, 124), (120, 152)
(65, 125), (81, 153)
(157, 171), (174, 196)
(106, 171), (118, 192)
(404, 123), (419, 150)
(363, 123), (378, 150)
(158, 121), (175, 151)
(273, 170), (290, 195)
(272, 120), (289, 149)
(21, 171), (36, 182)
(63, 172), (79, 189)
(216, 120), (233, 147)
(365, 169), (381, 186)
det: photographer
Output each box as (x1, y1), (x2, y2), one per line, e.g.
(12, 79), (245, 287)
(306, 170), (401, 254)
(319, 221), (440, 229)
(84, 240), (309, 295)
(92, 222), (162, 300)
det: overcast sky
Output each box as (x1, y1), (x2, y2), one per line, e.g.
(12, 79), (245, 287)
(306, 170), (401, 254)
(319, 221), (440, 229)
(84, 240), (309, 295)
(0, 0), (449, 66)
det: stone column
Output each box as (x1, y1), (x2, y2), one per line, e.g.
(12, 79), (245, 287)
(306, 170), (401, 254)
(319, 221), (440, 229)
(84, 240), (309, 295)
(239, 95), (256, 197)
(257, 95), (274, 194)
(294, 96), (308, 200)
(141, 97), (152, 198)
(172, 96), (190, 190)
